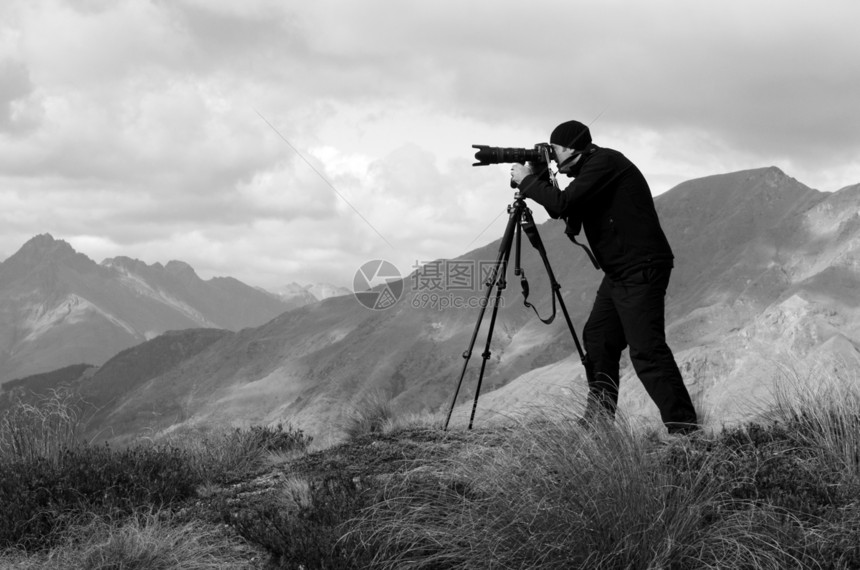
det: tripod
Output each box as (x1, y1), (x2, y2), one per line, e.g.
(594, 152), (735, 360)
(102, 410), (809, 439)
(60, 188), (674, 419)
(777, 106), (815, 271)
(443, 191), (588, 430)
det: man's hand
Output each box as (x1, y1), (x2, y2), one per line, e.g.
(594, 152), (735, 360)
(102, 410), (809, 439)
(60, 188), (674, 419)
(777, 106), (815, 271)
(510, 163), (534, 186)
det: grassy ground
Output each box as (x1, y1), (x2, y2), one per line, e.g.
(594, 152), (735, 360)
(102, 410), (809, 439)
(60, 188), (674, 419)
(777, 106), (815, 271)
(1, 372), (860, 569)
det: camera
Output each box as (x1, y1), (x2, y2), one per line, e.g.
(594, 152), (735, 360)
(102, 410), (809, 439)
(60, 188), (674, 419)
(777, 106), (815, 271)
(472, 143), (555, 167)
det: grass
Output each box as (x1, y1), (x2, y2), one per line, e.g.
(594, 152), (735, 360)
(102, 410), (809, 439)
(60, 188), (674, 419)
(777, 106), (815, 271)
(0, 392), (311, 566)
(0, 388), (82, 465)
(5, 511), (262, 570)
(766, 359), (860, 483)
(161, 422), (313, 484)
(341, 391), (402, 439)
(2, 366), (860, 568)
(353, 420), (734, 568)
(341, 392), (444, 441)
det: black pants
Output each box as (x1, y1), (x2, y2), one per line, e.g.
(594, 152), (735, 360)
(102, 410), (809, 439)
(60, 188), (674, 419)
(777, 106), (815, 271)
(582, 266), (698, 433)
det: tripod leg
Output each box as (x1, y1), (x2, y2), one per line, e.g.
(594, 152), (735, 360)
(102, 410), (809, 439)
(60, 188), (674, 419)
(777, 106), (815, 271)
(554, 283), (586, 364)
(468, 229), (514, 429)
(444, 204), (519, 431)
(520, 209), (587, 364)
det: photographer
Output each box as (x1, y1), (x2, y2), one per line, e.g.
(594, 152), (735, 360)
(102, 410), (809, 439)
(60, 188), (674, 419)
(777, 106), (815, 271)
(510, 120), (698, 435)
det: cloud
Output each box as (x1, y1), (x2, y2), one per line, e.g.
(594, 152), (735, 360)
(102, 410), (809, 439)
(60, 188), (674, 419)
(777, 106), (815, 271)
(0, 59), (39, 134)
(1, 0), (859, 289)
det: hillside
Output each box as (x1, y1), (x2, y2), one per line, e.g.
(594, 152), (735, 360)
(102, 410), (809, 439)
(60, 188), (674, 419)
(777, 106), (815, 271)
(0, 234), (296, 384)
(4, 394), (860, 568)
(7, 167), (860, 444)
(469, 171), (860, 429)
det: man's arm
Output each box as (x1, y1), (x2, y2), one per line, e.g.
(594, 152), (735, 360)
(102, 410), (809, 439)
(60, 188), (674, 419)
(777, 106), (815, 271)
(515, 151), (620, 217)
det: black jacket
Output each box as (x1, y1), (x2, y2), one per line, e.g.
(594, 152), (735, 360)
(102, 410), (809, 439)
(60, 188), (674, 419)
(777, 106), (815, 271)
(518, 146), (673, 280)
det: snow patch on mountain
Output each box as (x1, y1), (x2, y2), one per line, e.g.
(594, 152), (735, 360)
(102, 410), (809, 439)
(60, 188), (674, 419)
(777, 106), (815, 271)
(272, 282), (351, 303)
(21, 294), (137, 342)
(308, 283), (351, 300)
(111, 264), (217, 327)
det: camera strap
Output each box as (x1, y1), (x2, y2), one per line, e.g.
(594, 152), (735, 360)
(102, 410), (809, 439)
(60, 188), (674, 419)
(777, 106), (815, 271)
(570, 234), (601, 270)
(539, 145), (561, 191)
(519, 215), (558, 325)
(521, 271), (557, 325)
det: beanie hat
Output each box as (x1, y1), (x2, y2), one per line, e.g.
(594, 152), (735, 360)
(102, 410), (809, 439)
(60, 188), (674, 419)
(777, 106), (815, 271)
(550, 120), (591, 150)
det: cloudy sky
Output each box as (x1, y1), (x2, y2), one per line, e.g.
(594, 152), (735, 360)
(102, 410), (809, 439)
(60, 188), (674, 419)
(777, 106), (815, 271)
(1, 0), (858, 291)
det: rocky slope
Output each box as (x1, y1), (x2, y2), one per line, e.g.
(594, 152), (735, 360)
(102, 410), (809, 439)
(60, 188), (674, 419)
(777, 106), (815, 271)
(7, 167), (860, 443)
(0, 234), (295, 384)
(465, 172), (860, 430)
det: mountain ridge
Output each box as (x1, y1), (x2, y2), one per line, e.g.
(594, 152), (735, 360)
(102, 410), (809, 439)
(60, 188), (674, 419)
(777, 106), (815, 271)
(4, 166), (860, 443)
(76, 166), (859, 441)
(0, 234), (300, 384)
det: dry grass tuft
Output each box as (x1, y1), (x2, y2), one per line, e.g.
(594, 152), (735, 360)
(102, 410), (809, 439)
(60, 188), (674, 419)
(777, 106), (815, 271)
(351, 408), (818, 569)
(342, 392), (398, 439)
(6, 511), (260, 570)
(766, 359), (860, 479)
(0, 389), (83, 464)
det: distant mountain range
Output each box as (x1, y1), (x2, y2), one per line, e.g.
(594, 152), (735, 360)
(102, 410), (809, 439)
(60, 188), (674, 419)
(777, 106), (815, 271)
(2, 167), (859, 443)
(0, 234), (326, 383)
(271, 282), (352, 305)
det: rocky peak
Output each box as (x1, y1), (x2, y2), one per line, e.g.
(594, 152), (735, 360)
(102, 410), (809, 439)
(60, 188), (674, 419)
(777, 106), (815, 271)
(12, 233), (77, 261)
(0, 234), (97, 283)
(102, 256), (162, 274)
(164, 260), (198, 279)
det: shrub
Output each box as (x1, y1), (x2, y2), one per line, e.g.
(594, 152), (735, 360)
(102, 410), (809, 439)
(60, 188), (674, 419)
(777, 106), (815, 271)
(0, 442), (200, 550)
(5, 511), (260, 570)
(220, 474), (372, 569)
(170, 423), (312, 484)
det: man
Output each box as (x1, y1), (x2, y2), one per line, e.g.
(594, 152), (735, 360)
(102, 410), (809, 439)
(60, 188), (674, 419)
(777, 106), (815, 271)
(510, 120), (698, 435)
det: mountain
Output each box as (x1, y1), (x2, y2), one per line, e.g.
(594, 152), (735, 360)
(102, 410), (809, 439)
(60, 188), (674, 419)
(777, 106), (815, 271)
(0, 235), (295, 384)
(271, 282), (352, 304)
(7, 167), (860, 443)
(466, 169), (860, 428)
